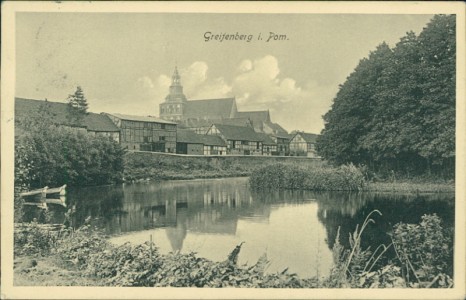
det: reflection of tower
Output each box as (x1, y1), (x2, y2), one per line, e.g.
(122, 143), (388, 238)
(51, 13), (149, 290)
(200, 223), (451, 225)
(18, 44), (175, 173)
(165, 209), (188, 252)
(159, 66), (187, 122)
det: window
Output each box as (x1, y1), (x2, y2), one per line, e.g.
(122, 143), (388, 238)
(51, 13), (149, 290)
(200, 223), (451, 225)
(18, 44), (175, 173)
(257, 142), (260, 149)
(161, 124), (166, 129)
(159, 136), (165, 141)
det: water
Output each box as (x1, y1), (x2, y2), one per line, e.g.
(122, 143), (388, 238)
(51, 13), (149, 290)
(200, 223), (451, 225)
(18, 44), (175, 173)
(54, 177), (454, 278)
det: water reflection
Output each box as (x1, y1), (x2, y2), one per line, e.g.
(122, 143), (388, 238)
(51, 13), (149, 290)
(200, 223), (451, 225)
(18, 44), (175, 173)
(65, 177), (454, 278)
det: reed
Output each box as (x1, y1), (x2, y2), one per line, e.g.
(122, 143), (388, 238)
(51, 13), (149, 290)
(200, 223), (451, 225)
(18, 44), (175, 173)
(249, 163), (365, 191)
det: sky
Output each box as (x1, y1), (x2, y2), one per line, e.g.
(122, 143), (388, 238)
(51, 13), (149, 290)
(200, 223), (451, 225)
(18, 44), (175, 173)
(16, 12), (434, 133)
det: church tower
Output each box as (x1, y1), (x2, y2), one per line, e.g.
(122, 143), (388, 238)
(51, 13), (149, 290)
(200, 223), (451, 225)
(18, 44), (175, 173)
(160, 67), (187, 122)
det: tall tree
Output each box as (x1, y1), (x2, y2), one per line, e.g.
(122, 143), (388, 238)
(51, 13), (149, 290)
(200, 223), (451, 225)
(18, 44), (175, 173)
(316, 15), (455, 178)
(67, 86), (89, 125)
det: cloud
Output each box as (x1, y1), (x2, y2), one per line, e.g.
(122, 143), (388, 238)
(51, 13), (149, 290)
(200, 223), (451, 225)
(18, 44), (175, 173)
(232, 55), (304, 106)
(134, 55), (334, 132)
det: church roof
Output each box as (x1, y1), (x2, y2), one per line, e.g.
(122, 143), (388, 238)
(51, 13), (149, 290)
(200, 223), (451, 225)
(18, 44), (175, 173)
(236, 110), (271, 124)
(106, 113), (177, 124)
(15, 97), (120, 132)
(182, 117), (253, 129)
(212, 124), (263, 142)
(184, 98), (236, 119)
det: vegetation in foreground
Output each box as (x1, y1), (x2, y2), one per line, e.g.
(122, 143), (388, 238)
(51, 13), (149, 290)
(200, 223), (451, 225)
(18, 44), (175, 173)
(14, 212), (453, 288)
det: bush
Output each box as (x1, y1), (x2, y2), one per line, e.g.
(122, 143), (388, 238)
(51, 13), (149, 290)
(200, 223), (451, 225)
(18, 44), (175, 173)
(326, 212), (453, 288)
(14, 222), (64, 257)
(15, 127), (124, 188)
(249, 163), (366, 191)
(392, 214), (453, 286)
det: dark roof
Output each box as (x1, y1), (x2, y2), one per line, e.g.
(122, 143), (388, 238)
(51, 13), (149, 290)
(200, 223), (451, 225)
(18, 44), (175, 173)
(106, 113), (176, 124)
(15, 98), (120, 132)
(266, 122), (288, 135)
(181, 118), (214, 128)
(294, 132), (319, 143)
(184, 98), (236, 119)
(177, 129), (204, 144)
(176, 129), (226, 147)
(219, 118), (253, 128)
(181, 117), (253, 129)
(201, 135), (226, 147)
(212, 124), (263, 142)
(236, 110), (271, 124)
(256, 133), (277, 145)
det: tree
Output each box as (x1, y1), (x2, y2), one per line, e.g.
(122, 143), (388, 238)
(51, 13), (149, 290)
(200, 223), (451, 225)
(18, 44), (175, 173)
(67, 86), (89, 125)
(316, 15), (455, 178)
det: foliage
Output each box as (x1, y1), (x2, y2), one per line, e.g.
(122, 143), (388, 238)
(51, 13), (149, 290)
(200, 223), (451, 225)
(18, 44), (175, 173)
(316, 15), (455, 178)
(326, 212), (453, 288)
(15, 212), (453, 288)
(14, 222), (64, 257)
(124, 151), (324, 182)
(57, 225), (109, 268)
(15, 125), (124, 188)
(249, 163), (365, 191)
(67, 86), (89, 125)
(391, 214), (453, 286)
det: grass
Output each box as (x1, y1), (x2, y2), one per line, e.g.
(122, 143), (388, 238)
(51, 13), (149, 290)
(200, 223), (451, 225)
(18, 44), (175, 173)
(249, 163), (365, 191)
(365, 181), (455, 193)
(124, 151), (324, 182)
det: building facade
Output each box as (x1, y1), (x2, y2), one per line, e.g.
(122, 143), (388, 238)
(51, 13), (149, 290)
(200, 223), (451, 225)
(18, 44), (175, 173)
(206, 124), (263, 155)
(289, 132), (320, 158)
(106, 113), (177, 153)
(15, 98), (120, 142)
(159, 67), (289, 137)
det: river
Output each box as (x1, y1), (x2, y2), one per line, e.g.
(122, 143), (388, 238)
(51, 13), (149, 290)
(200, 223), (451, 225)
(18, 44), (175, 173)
(52, 177), (454, 278)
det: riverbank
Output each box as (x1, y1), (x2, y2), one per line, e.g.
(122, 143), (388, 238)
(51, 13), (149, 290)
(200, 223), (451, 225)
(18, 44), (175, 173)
(366, 181), (455, 193)
(249, 163), (454, 193)
(124, 151), (325, 181)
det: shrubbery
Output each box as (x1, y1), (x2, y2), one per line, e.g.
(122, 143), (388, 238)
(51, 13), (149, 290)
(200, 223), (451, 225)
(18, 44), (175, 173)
(326, 212), (453, 288)
(15, 127), (124, 189)
(249, 163), (365, 191)
(14, 213), (452, 288)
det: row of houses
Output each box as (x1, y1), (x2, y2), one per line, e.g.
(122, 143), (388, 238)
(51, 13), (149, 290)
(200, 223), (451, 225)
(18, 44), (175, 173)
(15, 97), (320, 157)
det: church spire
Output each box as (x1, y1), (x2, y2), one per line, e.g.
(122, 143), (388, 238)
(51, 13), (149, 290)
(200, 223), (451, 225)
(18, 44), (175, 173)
(172, 66), (181, 85)
(164, 66), (187, 103)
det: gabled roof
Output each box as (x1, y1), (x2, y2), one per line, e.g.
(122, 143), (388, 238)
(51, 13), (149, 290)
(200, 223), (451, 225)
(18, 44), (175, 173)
(236, 110), (271, 124)
(201, 135), (226, 147)
(176, 129), (226, 147)
(15, 97), (120, 132)
(293, 132), (319, 143)
(181, 118), (213, 128)
(212, 124), (263, 142)
(106, 113), (176, 124)
(181, 117), (253, 129)
(256, 133), (277, 145)
(177, 129), (204, 144)
(219, 118), (253, 128)
(184, 98), (236, 120)
(266, 122), (288, 135)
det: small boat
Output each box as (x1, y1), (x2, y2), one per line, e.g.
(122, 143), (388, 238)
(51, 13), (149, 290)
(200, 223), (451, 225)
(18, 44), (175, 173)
(20, 185), (67, 208)
(46, 184), (67, 198)
(20, 186), (48, 205)
(45, 196), (67, 207)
